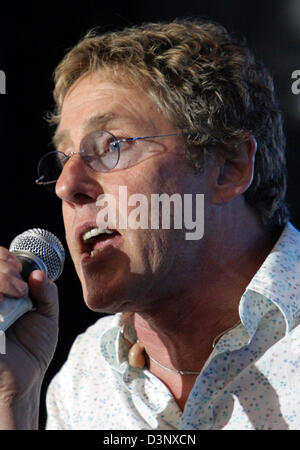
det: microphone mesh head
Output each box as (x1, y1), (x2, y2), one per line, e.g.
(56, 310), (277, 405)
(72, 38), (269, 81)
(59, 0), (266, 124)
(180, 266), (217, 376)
(9, 228), (65, 281)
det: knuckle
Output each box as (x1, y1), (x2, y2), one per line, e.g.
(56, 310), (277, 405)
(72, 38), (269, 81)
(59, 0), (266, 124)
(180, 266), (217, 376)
(0, 271), (11, 284)
(45, 279), (58, 301)
(0, 271), (24, 291)
(0, 246), (10, 260)
(8, 254), (22, 272)
(50, 280), (58, 295)
(0, 264), (22, 279)
(0, 271), (12, 292)
(45, 277), (57, 294)
(0, 254), (22, 273)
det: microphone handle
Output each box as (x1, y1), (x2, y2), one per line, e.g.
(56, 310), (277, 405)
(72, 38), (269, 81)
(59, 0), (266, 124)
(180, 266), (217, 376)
(0, 255), (40, 332)
(0, 297), (34, 332)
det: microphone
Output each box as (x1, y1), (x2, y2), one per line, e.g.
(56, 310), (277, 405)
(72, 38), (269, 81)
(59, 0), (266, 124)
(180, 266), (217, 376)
(0, 229), (65, 332)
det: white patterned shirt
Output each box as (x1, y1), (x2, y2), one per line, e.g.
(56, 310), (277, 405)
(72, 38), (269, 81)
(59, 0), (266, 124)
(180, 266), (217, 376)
(46, 222), (300, 430)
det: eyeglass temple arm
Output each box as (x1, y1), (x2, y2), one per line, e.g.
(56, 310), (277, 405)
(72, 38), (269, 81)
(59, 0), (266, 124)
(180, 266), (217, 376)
(36, 176), (56, 185)
(119, 132), (183, 143)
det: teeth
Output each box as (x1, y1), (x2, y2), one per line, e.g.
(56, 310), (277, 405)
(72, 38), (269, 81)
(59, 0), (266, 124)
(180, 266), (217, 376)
(90, 248), (103, 258)
(83, 227), (114, 241)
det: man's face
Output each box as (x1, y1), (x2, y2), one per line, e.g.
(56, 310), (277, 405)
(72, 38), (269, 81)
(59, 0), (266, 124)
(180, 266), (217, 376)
(55, 72), (211, 314)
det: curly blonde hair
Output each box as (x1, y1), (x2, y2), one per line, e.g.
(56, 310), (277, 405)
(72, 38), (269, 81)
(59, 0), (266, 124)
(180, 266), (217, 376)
(48, 19), (289, 228)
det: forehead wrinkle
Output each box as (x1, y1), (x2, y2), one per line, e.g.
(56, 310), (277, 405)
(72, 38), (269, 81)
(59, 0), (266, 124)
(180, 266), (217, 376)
(52, 112), (120, 148)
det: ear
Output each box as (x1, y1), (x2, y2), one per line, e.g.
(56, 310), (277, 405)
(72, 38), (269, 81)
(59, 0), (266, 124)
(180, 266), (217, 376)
(211, 135), (257, 204)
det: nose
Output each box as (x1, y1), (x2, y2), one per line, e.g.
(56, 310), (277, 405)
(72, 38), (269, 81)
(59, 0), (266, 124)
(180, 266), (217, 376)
(55, 154), (103, 204)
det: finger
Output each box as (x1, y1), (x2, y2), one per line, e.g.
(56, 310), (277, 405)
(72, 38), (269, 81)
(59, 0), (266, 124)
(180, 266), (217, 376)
(28, 271), (59, 319)
(0, 247), (23, 272)
(0, 271), (29, 298)
(0, 261), (24, 280)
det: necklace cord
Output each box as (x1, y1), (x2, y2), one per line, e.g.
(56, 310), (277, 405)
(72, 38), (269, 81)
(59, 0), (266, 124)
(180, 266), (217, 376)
(126, 320), (242, 375)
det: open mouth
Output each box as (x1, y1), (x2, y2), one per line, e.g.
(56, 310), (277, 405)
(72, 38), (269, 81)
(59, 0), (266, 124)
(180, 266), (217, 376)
(82, 227), (121, 258)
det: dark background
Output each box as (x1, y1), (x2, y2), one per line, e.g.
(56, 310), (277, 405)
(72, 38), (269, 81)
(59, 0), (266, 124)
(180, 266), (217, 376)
(0, 0), (299, 429)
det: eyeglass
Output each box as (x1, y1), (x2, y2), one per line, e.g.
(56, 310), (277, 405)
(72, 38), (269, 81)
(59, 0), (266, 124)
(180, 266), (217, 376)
(36, 129), (183, 193)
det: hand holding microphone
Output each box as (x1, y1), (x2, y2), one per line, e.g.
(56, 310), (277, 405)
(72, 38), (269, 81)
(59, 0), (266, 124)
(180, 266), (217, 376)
(0, 228), (65, 331)
(0, 228), (65, 429)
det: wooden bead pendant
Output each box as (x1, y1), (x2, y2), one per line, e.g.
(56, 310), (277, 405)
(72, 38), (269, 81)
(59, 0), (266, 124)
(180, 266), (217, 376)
(128, 340), (146, 369)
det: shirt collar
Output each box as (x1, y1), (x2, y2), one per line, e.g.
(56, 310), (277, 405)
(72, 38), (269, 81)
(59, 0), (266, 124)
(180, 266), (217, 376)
(241, 222), (300, 336)
(99, 312), (134, 374)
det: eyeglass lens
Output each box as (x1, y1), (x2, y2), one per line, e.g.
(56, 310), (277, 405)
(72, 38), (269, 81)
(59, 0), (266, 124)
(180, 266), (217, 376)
(37, 130), (120, 192)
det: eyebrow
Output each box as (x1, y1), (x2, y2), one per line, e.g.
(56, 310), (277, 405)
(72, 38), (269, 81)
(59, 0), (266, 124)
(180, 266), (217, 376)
(52, 112), (119, 149)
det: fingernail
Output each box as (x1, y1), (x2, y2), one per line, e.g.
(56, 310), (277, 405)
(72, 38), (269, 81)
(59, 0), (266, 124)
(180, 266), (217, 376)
(32, 271), (45, 283)
(13, 279), (28, 295)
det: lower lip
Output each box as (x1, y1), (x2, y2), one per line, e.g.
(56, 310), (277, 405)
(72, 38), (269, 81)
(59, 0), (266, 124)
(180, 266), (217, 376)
(81, 234), (123, 263)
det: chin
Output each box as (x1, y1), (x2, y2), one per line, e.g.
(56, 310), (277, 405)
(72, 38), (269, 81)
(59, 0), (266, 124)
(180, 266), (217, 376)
(78, 243), (135, 305)
(80, 274), (132, 314)
(78, 246), (155, 314)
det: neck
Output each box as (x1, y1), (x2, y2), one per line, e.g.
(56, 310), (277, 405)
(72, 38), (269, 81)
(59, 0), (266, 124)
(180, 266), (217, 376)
(134, 291), (240, 375)
(134, 223), (279, 377)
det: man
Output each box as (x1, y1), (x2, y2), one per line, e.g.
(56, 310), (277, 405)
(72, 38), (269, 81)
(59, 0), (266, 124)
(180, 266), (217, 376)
(0, 19), (299, 430)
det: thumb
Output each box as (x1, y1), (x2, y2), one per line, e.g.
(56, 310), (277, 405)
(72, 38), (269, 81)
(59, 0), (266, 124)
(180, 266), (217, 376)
(28, 270), (59, 319)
